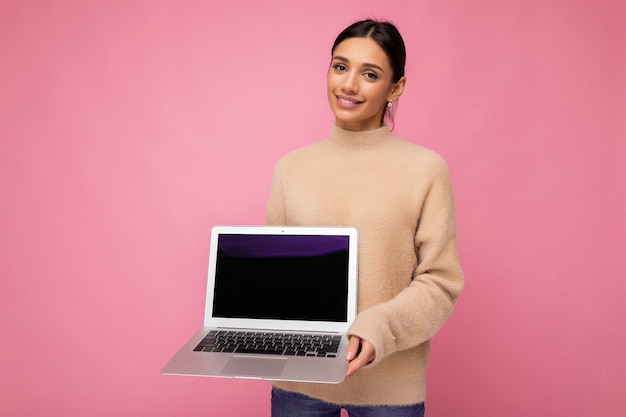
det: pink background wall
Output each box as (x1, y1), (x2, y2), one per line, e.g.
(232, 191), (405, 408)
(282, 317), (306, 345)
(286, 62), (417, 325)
(2, 0), (624, 416)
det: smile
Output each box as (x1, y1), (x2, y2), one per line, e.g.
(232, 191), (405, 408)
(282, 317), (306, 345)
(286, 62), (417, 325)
(336, 95), (363, 109)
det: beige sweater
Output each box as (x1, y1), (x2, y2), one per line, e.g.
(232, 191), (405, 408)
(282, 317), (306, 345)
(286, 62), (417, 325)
(265, 125), (464, 405)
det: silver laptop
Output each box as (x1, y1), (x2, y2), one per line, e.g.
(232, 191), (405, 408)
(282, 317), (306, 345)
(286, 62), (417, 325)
(161, 225), (358, 384)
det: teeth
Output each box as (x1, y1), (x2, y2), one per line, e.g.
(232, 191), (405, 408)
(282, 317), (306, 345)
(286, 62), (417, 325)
(339, 98), (357, 104)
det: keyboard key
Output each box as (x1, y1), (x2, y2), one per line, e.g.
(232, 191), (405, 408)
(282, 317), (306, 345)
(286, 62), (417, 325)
(235, 347), (284, 355)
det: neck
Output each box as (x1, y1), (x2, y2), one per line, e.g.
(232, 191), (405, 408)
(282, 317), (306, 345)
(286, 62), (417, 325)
(326, 124), (394, 151)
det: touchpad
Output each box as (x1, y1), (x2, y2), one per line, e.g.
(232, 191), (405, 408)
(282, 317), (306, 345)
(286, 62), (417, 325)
(221, 356), (287, 377)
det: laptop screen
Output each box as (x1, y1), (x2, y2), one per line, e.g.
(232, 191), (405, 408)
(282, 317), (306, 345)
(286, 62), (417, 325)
(212, 234), (350, 322)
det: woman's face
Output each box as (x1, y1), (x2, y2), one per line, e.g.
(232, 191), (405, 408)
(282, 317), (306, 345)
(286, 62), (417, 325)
(327, 37), (404, 131)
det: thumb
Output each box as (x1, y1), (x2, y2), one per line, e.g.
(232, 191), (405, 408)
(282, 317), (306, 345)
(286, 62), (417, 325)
(346, 335), (361, 361)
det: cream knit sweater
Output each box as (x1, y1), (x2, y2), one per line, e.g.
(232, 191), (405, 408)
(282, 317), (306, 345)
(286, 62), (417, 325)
(265, 125), (464, 405)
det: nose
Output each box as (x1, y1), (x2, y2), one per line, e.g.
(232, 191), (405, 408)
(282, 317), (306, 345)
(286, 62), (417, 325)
(340, 71), (359, 94)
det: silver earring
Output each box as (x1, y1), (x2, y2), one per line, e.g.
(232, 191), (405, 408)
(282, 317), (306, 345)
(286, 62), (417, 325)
(387, 100), (393, 108)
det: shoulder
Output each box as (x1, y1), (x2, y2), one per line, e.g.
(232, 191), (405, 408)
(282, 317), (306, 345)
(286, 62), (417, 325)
(280, 140), (324, 160)
(272, 141), (326, 172)
(389, 135), (451, 178)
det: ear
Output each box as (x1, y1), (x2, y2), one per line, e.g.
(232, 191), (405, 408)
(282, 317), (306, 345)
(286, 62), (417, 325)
(388, 76), (406, 101)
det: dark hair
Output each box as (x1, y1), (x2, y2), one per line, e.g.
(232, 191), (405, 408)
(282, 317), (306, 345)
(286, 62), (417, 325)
(331, 19), (406, 127)
(332, 19), (406, 83)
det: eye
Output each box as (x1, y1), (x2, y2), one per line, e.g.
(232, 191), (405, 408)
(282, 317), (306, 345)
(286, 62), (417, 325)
(363, 71), (379, 81)
(333, 63), (347, 72)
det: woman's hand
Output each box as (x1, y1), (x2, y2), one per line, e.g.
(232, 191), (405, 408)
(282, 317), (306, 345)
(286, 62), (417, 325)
(345, 335), (375, 378)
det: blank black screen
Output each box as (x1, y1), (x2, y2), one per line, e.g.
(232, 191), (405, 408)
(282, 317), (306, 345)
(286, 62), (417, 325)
(212, 234), (350, 322)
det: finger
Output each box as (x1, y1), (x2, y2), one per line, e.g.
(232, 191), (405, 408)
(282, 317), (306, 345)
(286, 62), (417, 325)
(345, 341), (375, 378)
(345, 336), (362, 361)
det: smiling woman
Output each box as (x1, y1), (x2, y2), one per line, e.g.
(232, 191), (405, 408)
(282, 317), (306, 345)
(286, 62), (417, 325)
(266, 19), (464, 417)
(327, 37), (405, 131)
(327, 21), (407, 131)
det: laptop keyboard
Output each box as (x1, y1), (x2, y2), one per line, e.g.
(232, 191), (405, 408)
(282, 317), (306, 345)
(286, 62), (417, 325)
(193, 330), (342, 358)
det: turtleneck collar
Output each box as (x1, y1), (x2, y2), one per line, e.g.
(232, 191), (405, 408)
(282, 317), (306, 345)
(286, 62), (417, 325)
(326, 124), (395, 151)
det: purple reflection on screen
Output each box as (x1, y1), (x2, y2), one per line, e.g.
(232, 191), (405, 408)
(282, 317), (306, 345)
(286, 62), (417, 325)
(218, 234), (349, 258)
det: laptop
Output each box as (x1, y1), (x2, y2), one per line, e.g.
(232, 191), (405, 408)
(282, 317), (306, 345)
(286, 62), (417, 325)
(161, 225), (358, 384)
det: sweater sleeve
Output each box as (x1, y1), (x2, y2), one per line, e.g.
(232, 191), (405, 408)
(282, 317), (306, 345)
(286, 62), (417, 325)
(346, 159), (464, 365)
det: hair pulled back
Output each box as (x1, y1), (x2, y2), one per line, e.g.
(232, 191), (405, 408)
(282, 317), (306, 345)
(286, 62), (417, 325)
(331, 20), (406, 128)
(331, 19), (406, 83)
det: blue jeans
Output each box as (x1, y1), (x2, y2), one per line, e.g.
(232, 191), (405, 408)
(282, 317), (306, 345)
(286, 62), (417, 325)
(271, 387), (425, 417)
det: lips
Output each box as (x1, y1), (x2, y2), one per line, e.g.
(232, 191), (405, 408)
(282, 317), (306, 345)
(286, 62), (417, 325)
(335, 95), (363, 109)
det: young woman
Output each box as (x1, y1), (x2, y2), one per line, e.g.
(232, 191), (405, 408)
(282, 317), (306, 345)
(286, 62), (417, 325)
(266, 19), (464, 417)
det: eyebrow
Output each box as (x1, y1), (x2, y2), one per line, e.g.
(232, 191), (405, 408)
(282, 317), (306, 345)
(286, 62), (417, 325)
(332, 55), (385, 73)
